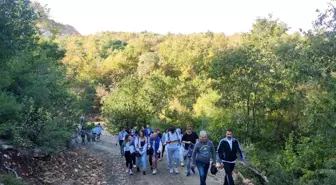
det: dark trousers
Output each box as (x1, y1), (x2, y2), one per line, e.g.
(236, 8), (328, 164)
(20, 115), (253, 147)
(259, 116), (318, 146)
(224, 162), (235, 185)
(161, 145), (166, 158)
(92, 133), (96, 142)
(196, 162), (210, 185)
(125, 151), (133, 169)
(148, 154), (153, 168)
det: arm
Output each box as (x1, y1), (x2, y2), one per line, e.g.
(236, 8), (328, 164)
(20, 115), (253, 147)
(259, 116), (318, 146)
(210, 141), (216, 164)
(158, 140), (163, 153)
(237, 140), (246, 162)
(182, 134), (190, 144)
(217, 139), (225, 163)
(192, 143), (199, 166)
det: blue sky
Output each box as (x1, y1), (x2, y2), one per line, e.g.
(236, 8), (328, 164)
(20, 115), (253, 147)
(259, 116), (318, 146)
(36, 0), (331, 35)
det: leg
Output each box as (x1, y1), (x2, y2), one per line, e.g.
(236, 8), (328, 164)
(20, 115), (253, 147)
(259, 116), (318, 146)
(186, 156), (191, 175)
(141, 152), (147, 170)
(173, 147), (180, 168)
(196, 162), (206, 185)
(167, 148), (174, 168)
(179, 146), (184, 165)
(223, 162), (235, 185)
(132, 153), (136, 166)
(149, 154), (153, 169)
(204, 163), (210, 182)
(162, 145), (165, 158)
(119, 140), (124, 156)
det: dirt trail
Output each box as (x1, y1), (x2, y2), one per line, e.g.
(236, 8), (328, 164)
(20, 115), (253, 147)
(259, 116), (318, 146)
(87, 131), (224, 185)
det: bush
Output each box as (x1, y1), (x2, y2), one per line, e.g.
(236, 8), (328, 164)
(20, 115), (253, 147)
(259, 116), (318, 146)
(0, 174), (26, 185)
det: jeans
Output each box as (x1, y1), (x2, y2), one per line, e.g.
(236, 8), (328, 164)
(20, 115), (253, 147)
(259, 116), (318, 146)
(136, 148), (147, 169)
(179, 145), (184, 163)
(196, 162), (210, 185)
(186, 156), (192, 173)
(119, 140), (124, 155)
(167, 147), (179, 168)
(224, 162), (235, 185)
(125, 151), (133, 169)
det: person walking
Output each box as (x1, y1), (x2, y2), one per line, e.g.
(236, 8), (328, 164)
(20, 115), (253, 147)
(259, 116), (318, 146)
(176, 128), (184, 167)
(217, 128), (246, 185)
(165, 128), (181, 174)
(123, 134), (135, 175)
(161, 128), (169, 162)
(149, 133), (162, 175)
(117, 128), (128, 157)
(192, 130), (216, 185)
(182, 126), (199, 176)
(135, 130), (148, 175)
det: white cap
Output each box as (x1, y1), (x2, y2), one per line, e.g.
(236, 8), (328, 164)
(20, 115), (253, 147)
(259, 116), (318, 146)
(200, 130), (207, 136)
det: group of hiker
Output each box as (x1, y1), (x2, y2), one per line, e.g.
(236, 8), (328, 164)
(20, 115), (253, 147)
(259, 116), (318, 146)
(117, 125), (246, 185)
(78, 115), (103, 144)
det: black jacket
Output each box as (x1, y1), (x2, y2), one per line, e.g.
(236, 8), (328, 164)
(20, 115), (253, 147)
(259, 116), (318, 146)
(217, 137), (245, 163)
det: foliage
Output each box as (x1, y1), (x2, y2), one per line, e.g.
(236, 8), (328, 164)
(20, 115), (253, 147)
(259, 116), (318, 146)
(0, 174), (26, 185)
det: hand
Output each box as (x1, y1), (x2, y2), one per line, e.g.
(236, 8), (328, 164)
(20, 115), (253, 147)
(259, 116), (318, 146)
(139, 152), (143, 155)
(191, 164), (195, 168)
(216, 162), (224, 169)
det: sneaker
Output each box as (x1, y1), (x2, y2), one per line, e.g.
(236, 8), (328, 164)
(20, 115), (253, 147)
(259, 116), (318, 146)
(143, 171), (146, 175)
(137, 167), (140, 172)
(174, 168), (179, 174)
(151, 167), (153, 171)
(133, 165), (136, 168)
(186, 172), (190, 176)
(181, 163), (184, 167)
(129, 170), (133, 175)
(158, 158), (162, 161)
(152, 169), (157, 175)
(126, 169), (129, 173)
(170, 168), (174, 174)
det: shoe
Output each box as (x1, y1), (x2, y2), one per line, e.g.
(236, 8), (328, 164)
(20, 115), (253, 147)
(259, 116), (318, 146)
(170, 168), (174, 174)
(151, 167), (153, 171)
(143, 171), (146, 175)
(191, 166), (195, 174)
(126, 169), (129, 173)
(174, 168), (179, 174)
(181, 163), (184, 167)
(152, 169), (157, 175)
(133, 165), (136, 168)
(158, 158), (162, 161)
(129, 170), (133, 175)
(186, 172), (190, 176)
(137, 167), (140, 172)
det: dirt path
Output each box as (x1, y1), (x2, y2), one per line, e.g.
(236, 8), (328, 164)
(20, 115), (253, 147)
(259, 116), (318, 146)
(87, 131), (224, 185)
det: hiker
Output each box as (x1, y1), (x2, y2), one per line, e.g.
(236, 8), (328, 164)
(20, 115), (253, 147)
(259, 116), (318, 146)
(176, 128), (185, 167)
(192, 131), (216, 185)
(165, 127), (181, 174)
(96, 123), (103, 141)
(145, 124), (152, 137)
(135, 130), (148, 175)
(182, 126), (199, 176)
(130, 130), (137, 167)
(217, 128), (246, 185)
(148, 131), (154, 170)
(91, 126), (98, 143)
(155, 128), (162, 160)
(161, 128), (169, 162)
(124, 134), (135, 175)
(117, 128), (128, 157)
(149, 133), (162, 175)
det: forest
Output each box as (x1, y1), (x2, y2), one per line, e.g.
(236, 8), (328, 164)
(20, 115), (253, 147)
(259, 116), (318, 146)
(1, 0), (336, 184)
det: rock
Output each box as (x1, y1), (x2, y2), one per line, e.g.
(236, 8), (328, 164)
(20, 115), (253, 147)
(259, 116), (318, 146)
(1, 144), (14, 150)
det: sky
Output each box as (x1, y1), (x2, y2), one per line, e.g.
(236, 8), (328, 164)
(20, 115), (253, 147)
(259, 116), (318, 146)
(36, 0), (331, 35)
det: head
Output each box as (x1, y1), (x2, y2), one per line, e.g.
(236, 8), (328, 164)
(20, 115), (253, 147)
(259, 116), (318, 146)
(149, 131), (154, 138)
(156, 128), (160, 133)
(199, 130), (208, 143)
(98, 123), (101, 126)
(146, 124), (150, 128)
(122, 128), (126, 132)
(226, 128), (233, 140)
(131, 130), (135, 136)
(153, 133), (158, 139)
(186, 127), (192, 135)
(139, 130), (145, 137)
(141, 126), (145, 129)
(169, 127), (176, 133)
(165, 128), (169, 133)
(176, 128), (181, 134)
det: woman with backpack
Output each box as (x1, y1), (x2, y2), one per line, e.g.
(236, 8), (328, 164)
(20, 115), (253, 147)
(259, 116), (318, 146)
(123, 134), (135, 175)
(135, 130), (148, 175)
(165, 128), (181, 174)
